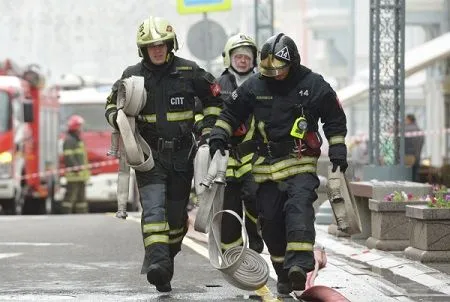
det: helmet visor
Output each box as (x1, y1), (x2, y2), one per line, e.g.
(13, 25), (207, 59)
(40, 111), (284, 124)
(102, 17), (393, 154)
(259, 54), (289, 77)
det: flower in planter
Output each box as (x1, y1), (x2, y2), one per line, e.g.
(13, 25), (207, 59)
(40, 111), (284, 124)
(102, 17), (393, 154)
(426, 185), (450, 209)
(383, 191), (414, 202)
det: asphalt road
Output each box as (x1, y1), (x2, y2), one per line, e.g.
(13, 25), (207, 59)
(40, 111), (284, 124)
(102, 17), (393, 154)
(0, 214), (280, 301)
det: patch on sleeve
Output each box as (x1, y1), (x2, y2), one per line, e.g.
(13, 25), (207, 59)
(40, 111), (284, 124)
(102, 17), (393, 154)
(203, 72), (216, 84)
(210, 83), (221, 96)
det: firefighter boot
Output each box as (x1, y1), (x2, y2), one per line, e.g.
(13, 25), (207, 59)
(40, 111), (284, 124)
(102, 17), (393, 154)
(274, 263), (291, 295)
(288, 265), (307, 291)
(248, 233), (264, 254)
(146, 263), (172, 292)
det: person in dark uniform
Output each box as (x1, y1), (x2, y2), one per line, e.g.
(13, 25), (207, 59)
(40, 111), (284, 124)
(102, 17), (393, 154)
(217, 33), (263, 254)
(208, 33), (348, 295)
(61, 115), (90, 214)
(105, 16), (222, 292)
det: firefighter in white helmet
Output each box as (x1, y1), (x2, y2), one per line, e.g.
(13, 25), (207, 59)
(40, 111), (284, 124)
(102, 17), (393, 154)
(217, 33), (264, 254)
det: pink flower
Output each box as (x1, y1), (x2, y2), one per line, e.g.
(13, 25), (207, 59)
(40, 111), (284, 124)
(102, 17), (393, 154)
(407, 193), (413, 200)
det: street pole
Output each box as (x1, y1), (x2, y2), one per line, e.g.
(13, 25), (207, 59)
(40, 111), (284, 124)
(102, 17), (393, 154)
(203, 12), (211, 72)
(366, 0), (409, 180)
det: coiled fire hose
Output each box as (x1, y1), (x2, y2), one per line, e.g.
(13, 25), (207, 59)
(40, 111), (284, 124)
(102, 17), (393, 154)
(107, 76), (154, 219)
(194, 149), (270, 291)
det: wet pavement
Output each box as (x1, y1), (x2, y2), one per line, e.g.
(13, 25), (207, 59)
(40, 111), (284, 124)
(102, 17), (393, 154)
(0, 214), (449, 301)
(314, 225), (450, 301)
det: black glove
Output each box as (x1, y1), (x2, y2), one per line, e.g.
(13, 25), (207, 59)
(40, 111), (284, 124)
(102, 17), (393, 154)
(331, 158), (348, 173)
(109, 111), (119, 130)
(209, 138), (226, 158)
(198, 133), (209, 146)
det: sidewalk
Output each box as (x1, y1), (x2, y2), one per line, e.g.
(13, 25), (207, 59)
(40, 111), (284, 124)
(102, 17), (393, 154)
(314, 224), (450, 301)
(186, 209), (450, 302)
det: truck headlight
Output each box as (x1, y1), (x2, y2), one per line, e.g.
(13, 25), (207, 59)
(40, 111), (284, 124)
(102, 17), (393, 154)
(0, 151), (12, 164)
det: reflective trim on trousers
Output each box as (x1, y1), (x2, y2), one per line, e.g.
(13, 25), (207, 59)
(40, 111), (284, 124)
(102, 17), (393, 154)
(143, 234), (169, 247)
(286, 242), (314, 252)
(221, 236), (243, 251)
(244, 207), (257, 225)
(329, 135), (345, 145)
(270, 255), (285, 263)
(142, 222), (170, 233)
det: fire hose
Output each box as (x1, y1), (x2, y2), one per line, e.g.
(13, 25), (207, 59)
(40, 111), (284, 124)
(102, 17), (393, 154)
(108, 76), (155, 219)
(194, 149), (269, 291)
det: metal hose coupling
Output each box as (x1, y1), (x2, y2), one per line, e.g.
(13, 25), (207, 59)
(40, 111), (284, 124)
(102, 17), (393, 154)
(327, 166), (350, 232)
(326, 165), (362, 235)
(209, 209), (269, 291)
(107, 128), (120, 158)
(200, 150), (229, 188)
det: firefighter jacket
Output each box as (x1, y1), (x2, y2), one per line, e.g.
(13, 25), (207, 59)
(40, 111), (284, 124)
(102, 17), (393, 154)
(105, 54), (222, 149)
(63, 131), (90, 182)
(210, 65), (347, 183)
(218, 70), (257, 181)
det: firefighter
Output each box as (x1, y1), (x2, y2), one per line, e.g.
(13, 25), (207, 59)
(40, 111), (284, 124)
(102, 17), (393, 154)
(104, 16), (221, 293)
(208, 33), (348, 295)
(61, 115), (90, 214)
(218, 33), (263, 254)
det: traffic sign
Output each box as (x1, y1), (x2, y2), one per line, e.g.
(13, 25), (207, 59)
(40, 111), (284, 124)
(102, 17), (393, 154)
(177, 0), (232, 14)
(186, 19), (227, 61)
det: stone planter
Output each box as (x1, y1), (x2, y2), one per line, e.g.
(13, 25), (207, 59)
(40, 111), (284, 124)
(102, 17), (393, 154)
(328, 181), (432, 240)
(404, 205), (450, 263)
(366, 199), (427, 251)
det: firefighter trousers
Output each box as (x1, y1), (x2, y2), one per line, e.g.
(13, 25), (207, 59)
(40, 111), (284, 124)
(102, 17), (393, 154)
(220, 173), (263, 252)
(135, 155), (193, 283)
(61, 181), (88, 214)
(257, 173), (319, 281)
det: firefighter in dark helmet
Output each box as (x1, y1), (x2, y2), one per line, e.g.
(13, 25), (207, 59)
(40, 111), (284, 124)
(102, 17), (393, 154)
(208, 33), (348, 295)
(105, 16), (222, 292)
(217, 33), (263, 254)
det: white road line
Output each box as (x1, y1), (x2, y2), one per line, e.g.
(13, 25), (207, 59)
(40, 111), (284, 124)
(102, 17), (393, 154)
(0, 242), (74, 246)
(0, 253), (22, 259)
(126, 214), (277, 279)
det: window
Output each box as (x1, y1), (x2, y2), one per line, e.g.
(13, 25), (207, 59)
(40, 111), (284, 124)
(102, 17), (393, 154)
(0, 92), (11, 133)
(60, 104), (110, 132)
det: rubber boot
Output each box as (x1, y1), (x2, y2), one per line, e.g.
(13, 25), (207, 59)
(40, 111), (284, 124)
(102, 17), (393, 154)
(248, 233), (264, 254)
(288, 265), (307, 291)
(146, 263), (172, 292)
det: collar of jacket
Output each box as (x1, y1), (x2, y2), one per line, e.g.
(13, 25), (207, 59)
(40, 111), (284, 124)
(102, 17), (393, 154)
(265, 64), (311, 95)
(142, 53), (175, 72)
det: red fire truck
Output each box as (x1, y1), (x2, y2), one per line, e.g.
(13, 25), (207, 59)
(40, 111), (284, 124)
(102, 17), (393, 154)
(0, 59), (60, 214)
(55, 75), (139, 212)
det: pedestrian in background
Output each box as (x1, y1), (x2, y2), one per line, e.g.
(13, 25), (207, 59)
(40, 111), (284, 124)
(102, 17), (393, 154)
(405, 113), (424, 182)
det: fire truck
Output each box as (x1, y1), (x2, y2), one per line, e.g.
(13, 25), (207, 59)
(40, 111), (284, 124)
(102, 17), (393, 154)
(0, 59), (60, 214)
(55, 75), (138, 211)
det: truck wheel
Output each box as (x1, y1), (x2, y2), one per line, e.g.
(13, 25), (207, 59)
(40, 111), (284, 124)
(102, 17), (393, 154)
(22, 197), (45, 215)
(1, 198), (17, 215)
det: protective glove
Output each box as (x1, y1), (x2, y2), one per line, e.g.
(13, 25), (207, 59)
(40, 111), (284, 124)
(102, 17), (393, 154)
(331, 158), (348, 173)
(109, 111), (119, 130)
(209, 138), (227, 158)
(198, 133), (209, 146)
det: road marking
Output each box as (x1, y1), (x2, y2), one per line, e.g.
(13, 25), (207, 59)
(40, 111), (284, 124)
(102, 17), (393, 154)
(0, 242), (74, 246)
(124, 214), (293, 301)
(0, 253), (22, 259)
